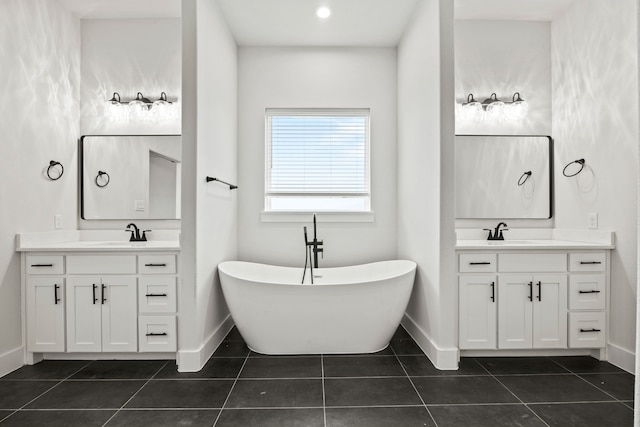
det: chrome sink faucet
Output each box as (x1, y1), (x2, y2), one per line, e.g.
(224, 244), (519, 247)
(125, 223), (150, 242)
(484, 222), (508, 240)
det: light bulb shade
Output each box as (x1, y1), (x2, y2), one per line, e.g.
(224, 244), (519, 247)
(129, 92), (152, 106)
(153, 92), (172, 105)
(107, 92), (121, 104)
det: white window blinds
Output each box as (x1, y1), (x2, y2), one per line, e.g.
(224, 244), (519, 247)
(265, 108), (371, 212)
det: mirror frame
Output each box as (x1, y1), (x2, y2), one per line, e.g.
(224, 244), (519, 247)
(455, 134), (554, 219)
(80, 134), (182, 220)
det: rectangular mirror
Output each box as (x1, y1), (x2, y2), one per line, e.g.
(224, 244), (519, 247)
(455, 135), (552, 219)
(81, 135), (181, 220)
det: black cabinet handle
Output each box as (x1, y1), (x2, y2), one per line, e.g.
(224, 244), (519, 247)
(146, 332), (168, 336)
(579, 290), (601, 294)
(145, 293), (168, 297)
(580, 261), (602, 265)
(92, 284), (98, 304)
(54, 284), (60, 304)
(145, 263), (167, 267)
(536, 281), (542, 301)
(469, 262), (490, 265)
(31, 264), (53, 267)
(490, 281), (495, 302)
(580, 328), (601, 333)
(528, 282), (533, 301)
(101, 284), (107, 304)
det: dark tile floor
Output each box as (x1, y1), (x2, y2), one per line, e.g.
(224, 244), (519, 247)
(0, 326), (634, 426)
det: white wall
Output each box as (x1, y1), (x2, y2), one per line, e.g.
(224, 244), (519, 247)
(237, 47), (398, 267)
(0, 0), (80, 375)
(180, 0), (238, 371)
(79, 18), (181, 231)
(455, 20), (553, 230)
(552, 0), (639, 369)
(80, 19), (181, 136)
(455, 21), (552, 136)
(397, 0), (457, 369)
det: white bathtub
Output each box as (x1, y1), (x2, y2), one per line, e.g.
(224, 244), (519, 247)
(218, 260), (417, 355)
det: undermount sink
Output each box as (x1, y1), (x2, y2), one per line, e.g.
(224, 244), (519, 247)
(86, 241), (148, 246)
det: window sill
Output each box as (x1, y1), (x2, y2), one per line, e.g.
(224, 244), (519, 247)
(260, 211), (375, 223)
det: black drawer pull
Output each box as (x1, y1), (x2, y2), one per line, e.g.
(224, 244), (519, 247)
(580, 261), (602, 265)
(469, 262), (491, 265)
(528, 282), (533, 301)
(92, 284), (98, 304)
(146, 332), (168, 336)
(54, 284), (61, 304)
(101, 284), (107, 304)
(31, 264), (53, 267)
(490, 281), (495, 302)
(145, 263), (167, 267)
(580, 328), (601, 333)
(579, 290), (601, 294)
(145, 293), (168, 297)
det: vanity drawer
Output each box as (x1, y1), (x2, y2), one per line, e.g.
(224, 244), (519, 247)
(138, 277), (177, 313)
(569, 311), (605, 348)
(67, 255), (136, 274)
(26, 256), (64, 275)
(459, 254), (496, 273)
(498, 253), (566, 273)
(139, 255), (176, 274)
(569, 274), (606, 310)
(569, 253), (606, 272)
(138, 315), (177, 352)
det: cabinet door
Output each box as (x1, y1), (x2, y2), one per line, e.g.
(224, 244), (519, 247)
(101, 276), (137, 352)
(67, 277), (102, 352)
(498, 275), (533, 349)
(459, 276), (497, 349)
(532, 274), (567, 348)
(27, 277), (65, 352)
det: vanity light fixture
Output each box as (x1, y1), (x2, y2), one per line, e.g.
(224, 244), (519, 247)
(316, 6), (331, 19)
(460, 92), (528, 121)
(106, 92), (173, 109)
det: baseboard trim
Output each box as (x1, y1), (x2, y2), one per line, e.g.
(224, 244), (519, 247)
(177, 315), (234, 372)
(0, 346), (24, 378)
(401, 314), (459, 370)
(607, 342), (635, 374)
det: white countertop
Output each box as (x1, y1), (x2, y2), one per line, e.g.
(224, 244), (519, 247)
(16, 230), (180, 252)
(456, 229), (615, 250)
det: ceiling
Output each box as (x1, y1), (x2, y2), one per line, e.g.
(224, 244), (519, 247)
(215, 0), (420, 47)
(57, 0), (180, 19)
(58, 0), (577, 46)
(455, 0), (577, 21)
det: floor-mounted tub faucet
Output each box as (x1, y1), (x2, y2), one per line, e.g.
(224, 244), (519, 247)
(301, 214), (324, 284)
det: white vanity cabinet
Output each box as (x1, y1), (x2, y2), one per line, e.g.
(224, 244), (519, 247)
(22, 248), (180, 360)
(458, 247), (610, 356)
(498, 274), (567, 349)
(25, 256), (65, 352)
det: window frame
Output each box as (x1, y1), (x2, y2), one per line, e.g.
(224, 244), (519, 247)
(263, 108), (372, 219)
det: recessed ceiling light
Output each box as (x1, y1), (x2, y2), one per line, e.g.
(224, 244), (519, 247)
(316, 6), (331, 19)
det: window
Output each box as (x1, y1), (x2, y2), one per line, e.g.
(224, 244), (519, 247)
(265, 108), (370, 212)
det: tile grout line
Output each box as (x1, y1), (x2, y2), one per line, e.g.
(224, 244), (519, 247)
(543, 357), (632, 409)
(321, 354), (327, 427)
(0, 360), (94, 423)
(474, 358), (552, 427)
(212, 351), (251, 427)
(390, 344), (439, 427)
(100, 360), (170, 427)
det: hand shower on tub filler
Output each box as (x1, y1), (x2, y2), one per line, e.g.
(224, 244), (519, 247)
(302, 213), (324, 284)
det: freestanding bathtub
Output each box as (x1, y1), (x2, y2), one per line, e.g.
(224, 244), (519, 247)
(218, 260), (417, 355)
